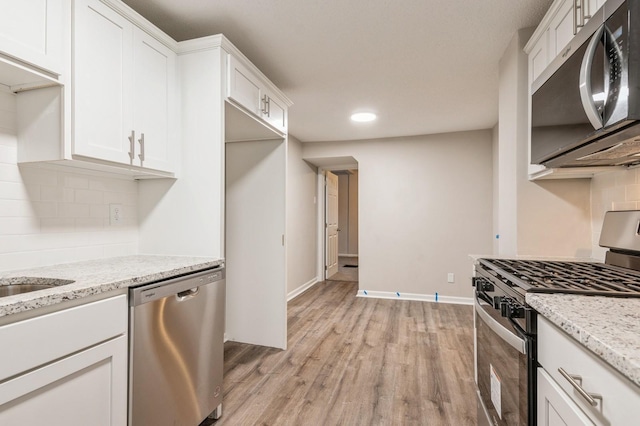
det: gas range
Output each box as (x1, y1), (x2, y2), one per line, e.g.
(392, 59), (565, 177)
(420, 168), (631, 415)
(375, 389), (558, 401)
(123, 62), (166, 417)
(473, 210), (640, 426)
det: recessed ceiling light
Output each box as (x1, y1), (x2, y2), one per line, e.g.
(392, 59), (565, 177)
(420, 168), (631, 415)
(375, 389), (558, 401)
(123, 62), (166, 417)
(350, 112), (377, 122)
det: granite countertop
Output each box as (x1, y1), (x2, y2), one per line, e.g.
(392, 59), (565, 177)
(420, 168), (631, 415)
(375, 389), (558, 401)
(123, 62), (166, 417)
(526, 293), (640, 388)
(0, 255), (223, 318)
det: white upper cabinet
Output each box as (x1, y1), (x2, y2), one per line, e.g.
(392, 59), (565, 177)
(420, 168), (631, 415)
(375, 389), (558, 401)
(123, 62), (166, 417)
(529, 33), (549, 84)
(132, 27), (176, 172)
(74, 0), (134, 166)
(548, 0), (575, 59)
(17, 0), (178, 178)
(74, 0), (177, 173)
(0, 0), (63, 77)
(228, 54), (288, 134)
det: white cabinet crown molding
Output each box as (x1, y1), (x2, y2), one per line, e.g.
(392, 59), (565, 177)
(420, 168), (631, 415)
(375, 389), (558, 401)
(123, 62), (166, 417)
(98, 0), (179, 52)
(177, 34), (293, 108)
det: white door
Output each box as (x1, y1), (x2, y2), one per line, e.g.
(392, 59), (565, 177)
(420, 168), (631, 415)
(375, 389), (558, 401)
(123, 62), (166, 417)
(326, 171), (339, 278)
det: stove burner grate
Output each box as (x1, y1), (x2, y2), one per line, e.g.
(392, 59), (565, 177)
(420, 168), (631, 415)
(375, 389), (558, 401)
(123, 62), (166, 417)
(478, 258), (640, 297)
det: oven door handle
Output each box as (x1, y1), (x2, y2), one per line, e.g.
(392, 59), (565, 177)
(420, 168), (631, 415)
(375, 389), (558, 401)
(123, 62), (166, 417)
(475, 295), (527, 355)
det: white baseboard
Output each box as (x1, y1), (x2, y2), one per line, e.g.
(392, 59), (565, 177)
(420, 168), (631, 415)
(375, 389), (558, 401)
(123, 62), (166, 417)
(338, 253), (358, 258)
(356, 290), (473, 305)
(287, 277), (319, 301)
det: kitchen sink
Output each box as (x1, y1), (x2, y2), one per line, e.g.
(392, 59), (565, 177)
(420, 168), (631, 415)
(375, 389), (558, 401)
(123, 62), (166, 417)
(0, 278), (75, 298)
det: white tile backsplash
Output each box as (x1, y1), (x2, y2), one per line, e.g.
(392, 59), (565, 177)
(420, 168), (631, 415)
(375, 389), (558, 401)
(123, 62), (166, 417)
(591, 167), (639, 260)
(0, 91), (139, 272)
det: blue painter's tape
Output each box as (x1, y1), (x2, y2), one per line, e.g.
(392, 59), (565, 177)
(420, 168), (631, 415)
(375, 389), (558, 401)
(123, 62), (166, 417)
(396, 292), (400, 297)
(435, 292), (439, 302)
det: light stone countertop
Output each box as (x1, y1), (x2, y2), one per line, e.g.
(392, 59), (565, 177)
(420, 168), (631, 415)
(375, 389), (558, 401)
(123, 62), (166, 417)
(526, 293), (640, 388)
(0, 255), (223, 318)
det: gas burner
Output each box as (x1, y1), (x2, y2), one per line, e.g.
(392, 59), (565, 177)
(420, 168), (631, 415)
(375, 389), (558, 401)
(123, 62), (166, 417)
(478, 258), (640, 298)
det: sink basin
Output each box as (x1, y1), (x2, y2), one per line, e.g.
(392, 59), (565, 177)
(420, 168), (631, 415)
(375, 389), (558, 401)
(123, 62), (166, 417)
(0, 277), (75, 298)
(0, 284), (56, 297)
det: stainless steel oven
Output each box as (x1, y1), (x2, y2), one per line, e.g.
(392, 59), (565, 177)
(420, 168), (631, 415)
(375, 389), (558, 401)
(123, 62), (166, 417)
(473, 270), (536, 426)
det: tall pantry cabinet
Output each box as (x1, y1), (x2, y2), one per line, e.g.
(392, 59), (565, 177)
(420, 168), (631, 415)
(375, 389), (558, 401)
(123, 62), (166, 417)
(138, 35), (292, 350)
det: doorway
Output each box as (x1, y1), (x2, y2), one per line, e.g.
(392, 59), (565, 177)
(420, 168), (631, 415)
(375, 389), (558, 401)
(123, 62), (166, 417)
(326, 169), (359, 282)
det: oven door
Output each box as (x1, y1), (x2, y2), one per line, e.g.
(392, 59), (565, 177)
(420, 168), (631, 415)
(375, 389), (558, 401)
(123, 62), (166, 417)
(475, 292), (530, 426)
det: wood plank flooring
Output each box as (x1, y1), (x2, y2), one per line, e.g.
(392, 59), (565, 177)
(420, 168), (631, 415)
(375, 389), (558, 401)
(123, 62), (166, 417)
(209, 280), (476, 425)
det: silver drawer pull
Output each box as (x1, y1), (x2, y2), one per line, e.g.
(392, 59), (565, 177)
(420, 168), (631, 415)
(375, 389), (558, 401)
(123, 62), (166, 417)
(558, 367), (602, 407)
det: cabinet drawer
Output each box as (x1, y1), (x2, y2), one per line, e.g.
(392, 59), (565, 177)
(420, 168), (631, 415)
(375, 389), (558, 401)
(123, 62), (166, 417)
(0, 295), (127, 382)
(538, 316), (640, 425)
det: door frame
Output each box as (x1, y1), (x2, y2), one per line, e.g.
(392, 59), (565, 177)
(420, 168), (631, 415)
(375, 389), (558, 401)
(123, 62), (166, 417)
(315, 163), (359, 281)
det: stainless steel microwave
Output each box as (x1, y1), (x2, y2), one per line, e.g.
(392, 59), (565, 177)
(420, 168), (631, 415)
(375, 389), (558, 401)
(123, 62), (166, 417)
(531, 0), (640, 168)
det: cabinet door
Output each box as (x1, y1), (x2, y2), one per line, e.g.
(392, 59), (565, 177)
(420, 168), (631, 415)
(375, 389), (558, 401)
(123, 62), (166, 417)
(133, 27), (176, 172)
(73, 0), (133, 166)
(0, 0), (63, 75)
(262, 92), (287, 133)
(228, 56), (262, 117)
(549, 0), (575, 58)
(0, 336), (128, 426)
(537, 368), (594, 426)
(529, 32), (549, 84)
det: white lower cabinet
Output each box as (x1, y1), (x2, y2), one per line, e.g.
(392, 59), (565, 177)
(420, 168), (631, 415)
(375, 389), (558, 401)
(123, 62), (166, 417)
(537, 368), (594, 425)
(0, 295), (128, 426)
(537, 316), (640, 426)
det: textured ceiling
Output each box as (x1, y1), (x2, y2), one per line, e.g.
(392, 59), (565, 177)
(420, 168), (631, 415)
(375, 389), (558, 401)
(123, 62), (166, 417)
(122, 0), (553, 142)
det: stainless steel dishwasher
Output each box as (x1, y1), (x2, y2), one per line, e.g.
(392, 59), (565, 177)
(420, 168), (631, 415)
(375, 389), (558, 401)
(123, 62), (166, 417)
(128, 266), (225, 426)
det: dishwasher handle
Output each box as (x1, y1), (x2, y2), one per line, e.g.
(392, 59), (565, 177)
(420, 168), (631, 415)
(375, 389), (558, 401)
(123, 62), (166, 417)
(176, 287), (199, 301)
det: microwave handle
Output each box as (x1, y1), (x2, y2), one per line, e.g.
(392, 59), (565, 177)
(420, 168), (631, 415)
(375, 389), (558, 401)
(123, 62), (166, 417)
(579, 24), (605, 130)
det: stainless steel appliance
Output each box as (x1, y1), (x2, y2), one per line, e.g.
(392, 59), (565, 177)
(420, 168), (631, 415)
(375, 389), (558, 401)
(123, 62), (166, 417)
(531, 0), (640, 168)
(129, 266), (225, 426)
(474, 210), (640, 425)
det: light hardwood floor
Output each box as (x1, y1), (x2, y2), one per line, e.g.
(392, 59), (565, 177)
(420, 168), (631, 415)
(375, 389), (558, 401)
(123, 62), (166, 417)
(209, 280), (476, 425)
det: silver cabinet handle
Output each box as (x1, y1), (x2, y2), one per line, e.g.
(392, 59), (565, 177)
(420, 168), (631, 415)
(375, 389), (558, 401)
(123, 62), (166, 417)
(573, 0), (578, 35)
(266, 96), (270, 117)
(138, 132), (145, 164)
(582, 0), (591, 23)
(261, 95), (268, 114)
(128, 130), (135, 163)
(558, 368), (602, 407)
(576, 0), (585, 30)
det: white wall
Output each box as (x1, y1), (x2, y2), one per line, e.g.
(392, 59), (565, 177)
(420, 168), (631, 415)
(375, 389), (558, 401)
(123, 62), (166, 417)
(496, 30), (592, 259)
(286, 135), (318, 295)
(0, 90), (138, 272)
(303, 130), (493, 299)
